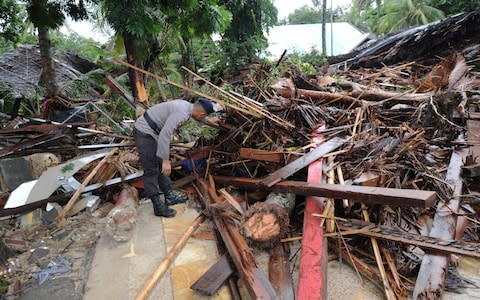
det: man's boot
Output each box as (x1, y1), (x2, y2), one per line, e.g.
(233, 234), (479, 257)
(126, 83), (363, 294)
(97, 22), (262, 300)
(164, 190), (188, 206)
(150, 194), (176, 217)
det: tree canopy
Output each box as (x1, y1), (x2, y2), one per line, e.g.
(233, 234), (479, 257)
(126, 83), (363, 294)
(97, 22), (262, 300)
(347, 0), (447, 34)
(0, 0), (24, 44)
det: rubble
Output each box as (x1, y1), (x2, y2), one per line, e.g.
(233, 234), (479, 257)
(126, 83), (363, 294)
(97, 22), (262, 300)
(0, 10), (479, 300)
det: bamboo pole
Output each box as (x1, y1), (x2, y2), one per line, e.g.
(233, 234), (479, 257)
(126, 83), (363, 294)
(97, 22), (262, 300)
(113, 58), (256, 118)
(57, 148), (118, 223)
(135, 214), (206, 300)
(182, 67), (295, 128)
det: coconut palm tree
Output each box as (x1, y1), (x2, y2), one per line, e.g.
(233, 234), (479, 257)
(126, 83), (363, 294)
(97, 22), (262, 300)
(377, 0), (444, 33)
(26, 0), (90, 98)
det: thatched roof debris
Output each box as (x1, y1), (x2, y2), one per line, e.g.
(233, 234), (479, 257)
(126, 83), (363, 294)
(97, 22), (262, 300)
(0, 45), (100, 97)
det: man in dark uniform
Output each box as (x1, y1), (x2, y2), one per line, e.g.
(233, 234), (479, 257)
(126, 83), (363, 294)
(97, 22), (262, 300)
(133, 98), (218, 217)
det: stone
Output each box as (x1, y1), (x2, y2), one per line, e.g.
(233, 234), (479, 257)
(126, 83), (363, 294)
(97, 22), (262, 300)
(19, 277), (78, 300)
(0, 157), (34, 192)
(28, 248), (50, 264)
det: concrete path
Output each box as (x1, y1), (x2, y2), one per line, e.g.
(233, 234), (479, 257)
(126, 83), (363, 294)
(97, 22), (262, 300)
(83, 200), (173, 300)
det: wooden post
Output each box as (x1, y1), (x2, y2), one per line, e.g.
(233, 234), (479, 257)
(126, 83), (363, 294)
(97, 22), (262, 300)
(135, 214), (206, 300)
(297, 124), (328, 300)
(269, 245), (294, 300)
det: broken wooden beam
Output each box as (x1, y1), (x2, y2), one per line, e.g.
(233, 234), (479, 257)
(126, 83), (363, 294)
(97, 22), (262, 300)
(333, 218), (480, 259)
(195, 176), (278, 299)
(413, 148), (468, 299)
(190, 254), (234, 296)
(269, 245), (294, 300)
(262, 136), (349, 187)
(239, 148), (282, 163)
(214, 176), (437, 208)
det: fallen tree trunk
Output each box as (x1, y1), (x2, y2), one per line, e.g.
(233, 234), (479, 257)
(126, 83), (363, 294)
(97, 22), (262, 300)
(195, 176), (278, 299)
(214, 176), (437, 208)
(269, 245), (294, 300)
(241, 192), (295, 249)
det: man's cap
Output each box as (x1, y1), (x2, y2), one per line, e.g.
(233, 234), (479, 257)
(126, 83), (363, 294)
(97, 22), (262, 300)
(198, 98), (214, 114)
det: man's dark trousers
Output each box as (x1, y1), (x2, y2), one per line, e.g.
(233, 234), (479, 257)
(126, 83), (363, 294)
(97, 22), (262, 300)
(133, 128), (171, 197)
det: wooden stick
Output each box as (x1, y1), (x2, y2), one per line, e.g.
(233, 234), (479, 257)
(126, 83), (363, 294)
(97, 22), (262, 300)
(219, 188), (245, 216)
(57, 148), (118, 223)
(135, 214), (206, 300)
(326, 156), (335, 232)
(113, 58), (256, 118)
(182, 67), (294, 129)
(360, 198), (396, 300)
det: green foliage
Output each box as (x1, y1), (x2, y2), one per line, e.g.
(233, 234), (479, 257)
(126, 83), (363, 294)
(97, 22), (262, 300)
(288, 48), (326, 75)
(178, 118), (218, 142)
(61, 69), (106, 99)
(347, 0), (446, 34)
(427, 0), (480, 16)
(61, 162), (74, 173)
(347, 0), (383, 33)
(215, 0), (277, 75)
(288, 5), (321, 24)
(377, 0), (445, 34)
(26, 0), (90, 30)
(0, 0), (25, 43)
(286, 5), (346, 25)
(50, 30), (106, 61)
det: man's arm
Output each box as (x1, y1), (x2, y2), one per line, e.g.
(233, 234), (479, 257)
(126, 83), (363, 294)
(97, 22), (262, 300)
(156, 113), (188, 174)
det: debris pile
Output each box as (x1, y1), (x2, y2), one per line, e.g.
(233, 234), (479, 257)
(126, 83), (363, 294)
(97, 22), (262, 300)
(181, 11), (480, 300)
(0, 11), (479, 300)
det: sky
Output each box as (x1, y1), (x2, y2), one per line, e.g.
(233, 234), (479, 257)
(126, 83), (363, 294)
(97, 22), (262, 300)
(274, 0), (353, 19)
(64, 0), (354, 43)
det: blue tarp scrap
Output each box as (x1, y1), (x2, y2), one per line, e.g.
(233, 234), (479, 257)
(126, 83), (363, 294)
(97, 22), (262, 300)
(32, 255), (72, 285)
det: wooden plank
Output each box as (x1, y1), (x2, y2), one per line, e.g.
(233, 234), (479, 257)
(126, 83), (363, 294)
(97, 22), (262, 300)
(413, 148), (468, 299)
(195, 176), (278, 299)
(262, 136), (349, 187)
(467, 104), (480, 158)
(239, 148), (283, 162)
(297, 125), (327, 300)
(191, 254), (234, 296)
(213, 176), (437, 208)
(335, 219), (480, 259)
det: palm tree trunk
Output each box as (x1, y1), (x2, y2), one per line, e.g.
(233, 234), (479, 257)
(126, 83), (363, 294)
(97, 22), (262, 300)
(180, 35), (195, 87)
(376, 0), (382, 10)
(38, 27), (59, 98)
(123, 33), (149, 105)
(322, 0), (327, 55)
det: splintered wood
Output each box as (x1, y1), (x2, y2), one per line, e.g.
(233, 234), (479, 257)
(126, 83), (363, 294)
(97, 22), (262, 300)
(151, 11), (480, 300)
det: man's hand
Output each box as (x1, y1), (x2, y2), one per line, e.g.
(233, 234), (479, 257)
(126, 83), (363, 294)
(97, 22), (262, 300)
(162, 159), (172, 176)
(207, 116), (221, 127)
